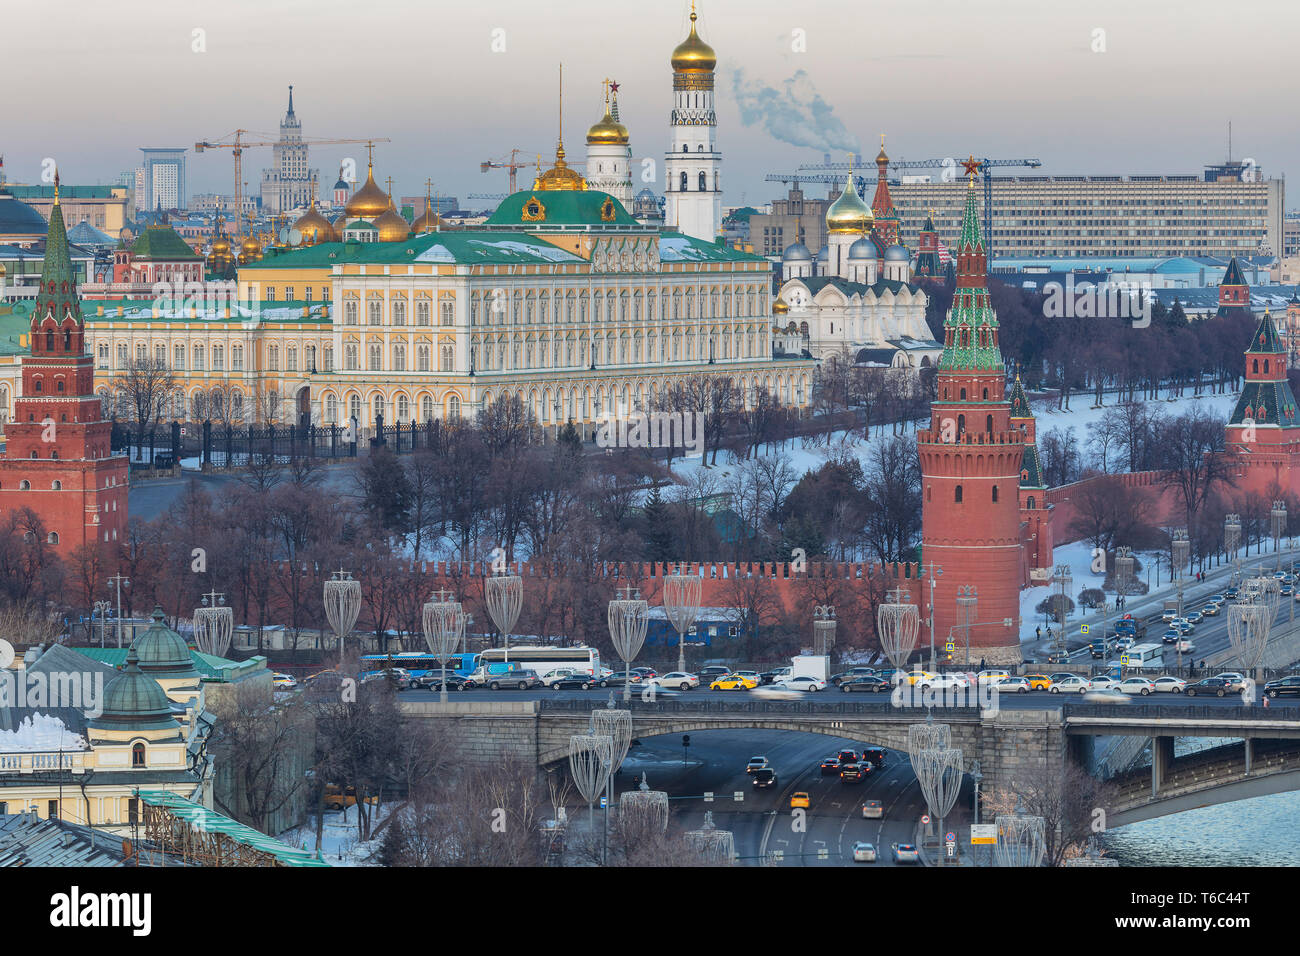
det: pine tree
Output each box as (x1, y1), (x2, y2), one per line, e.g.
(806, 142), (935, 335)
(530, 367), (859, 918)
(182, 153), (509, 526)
(641, 484), (674, 562)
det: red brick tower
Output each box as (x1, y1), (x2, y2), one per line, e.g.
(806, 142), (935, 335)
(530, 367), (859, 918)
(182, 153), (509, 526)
(1225, 309), (1300, 497)
(1010, 376), (1053, 585)
(869, 138), (900, 249)
(917, 161), (1024, 664)
(0, 174), (128, 553)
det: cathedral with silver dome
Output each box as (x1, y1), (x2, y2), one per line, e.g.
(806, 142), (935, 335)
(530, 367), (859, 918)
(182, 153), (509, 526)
(774, 147), (941, 371)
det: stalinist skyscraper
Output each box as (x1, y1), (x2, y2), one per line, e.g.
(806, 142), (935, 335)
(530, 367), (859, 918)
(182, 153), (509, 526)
(260, 86), (318, 214)
(664, 3), (721, 242)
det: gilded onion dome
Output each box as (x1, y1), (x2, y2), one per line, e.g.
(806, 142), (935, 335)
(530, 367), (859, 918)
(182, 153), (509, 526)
(587, 102), (629, 146)
(411, 202), (445, 234)
(238, 232), (263, 264)
(374, 197), (411, 242)
(773, 299), (790, 315)
(671, 4), (716, 73)
(826, 172), (873, 235)
(344, 163), (391, 219)
(294, 200), (337, 245)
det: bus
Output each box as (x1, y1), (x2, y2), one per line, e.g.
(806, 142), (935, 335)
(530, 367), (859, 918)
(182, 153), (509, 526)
(472, 646), (602, 681)
(359, 652), (480, 681)
(1120, 642), (1163, 671)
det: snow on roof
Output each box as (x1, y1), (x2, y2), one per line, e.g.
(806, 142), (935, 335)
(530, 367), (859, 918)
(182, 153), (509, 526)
(0, 713), (87, 753)
(466, 239), (582, 262)
(415, 244), (455, 263)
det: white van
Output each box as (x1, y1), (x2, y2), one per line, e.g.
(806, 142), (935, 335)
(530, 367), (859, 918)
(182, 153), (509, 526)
(1120, 642), (1164, 670)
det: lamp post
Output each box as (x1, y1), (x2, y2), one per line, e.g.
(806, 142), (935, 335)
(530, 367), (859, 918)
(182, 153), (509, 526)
(913, 746), (963, 866)
(422, 588), (464, 703)
(877, 589), (920, 672)
(813, 605), (836, 658)
(663, 563), (701, 674)
(971, 759), (984, 867)
(1225, 514), (1242, 588)
(608, 586), (649, 702)
(1271, 501), (1288, 574)
(919, 561), (943, 671)
(194, 590), (233, 657)
(1171, 529), (1190, 671)
(590, 706), (632, 867)
(323, 569), (361, 658)
(955, 586), (977, 669)
(93, 600), (111, 649)
(107, 574), (129, 648)
(1052, 564), (1071, 658)
(485, 567), (523, 666)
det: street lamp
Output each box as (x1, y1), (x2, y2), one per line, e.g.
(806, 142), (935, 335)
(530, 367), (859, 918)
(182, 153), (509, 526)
(590, 707), (632, 866)
(92, 600), (111, 649)
(663, 563), (701, 674)
(323, 569), (361, 658)
(194, 590), (233, 657)
(608, 586), (649, 702)
(1052, 564), (1072, 656)
(955, 586), (977, 668)
(568, 733), (614, 847)
(485, 567), (523, 666)
(813, 605), (836, 658)
(422, 589), (465, 703)
(1271, 501), (1288, 573)
(877, 588), (920, 672)
(920, 561), (943, 671)
(1225, 514), (1242, 588)
(1172, 529), (1190, 672)
(913, 746), (963, 865)
(107, 574), (130, 648)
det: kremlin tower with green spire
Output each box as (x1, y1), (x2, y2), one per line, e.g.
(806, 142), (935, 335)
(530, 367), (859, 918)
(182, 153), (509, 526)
(917, 160), (1026, 664)
(0, 173), (128, 553)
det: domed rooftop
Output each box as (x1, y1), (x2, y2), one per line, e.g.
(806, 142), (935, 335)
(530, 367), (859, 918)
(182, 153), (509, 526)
(884, 244), (909, 262)
(344, 163), (391, 219)
(826, 173), (872, 235)
(815, 246), (828, 262)
(410, 202), (446, 235)
(849, 237), (876, 259)
(0, 188), (49, 238)
(671, 6), (716, 73)
(293, 200), (337, 245)
(373, 198), (411, 242)
(782, 241), (812, 261)
(131, 606), (199, 681)
(773, 299), (790, 315)
(587, 105), (629, 147)
(88, 647), (179, 731)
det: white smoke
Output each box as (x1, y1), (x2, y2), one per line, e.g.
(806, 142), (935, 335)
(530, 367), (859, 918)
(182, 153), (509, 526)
(731, 68), (860, 153)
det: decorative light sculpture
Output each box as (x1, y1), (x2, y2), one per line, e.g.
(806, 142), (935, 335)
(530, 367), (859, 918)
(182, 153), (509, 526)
(608, 586), (649, 701)
(568, 733), (615, 835)
(485, 568), (523, 665)
(1115, 547), (1134, 604)
(878, 588), (921, 671)
(813, 605), (837, 657)
(685, 810), (735, 865)
(1227, 602), (1271, 673)
(422, 588), (465, 703)
(323, 569), (361, 656)
(193, 590), (233, 658)
(590, 708), (633, 774)
(1052, 563), (1072, 653)
(620, 775), (670, 833)
(1171, 528), (1190, 621)
(995, 805), (1046, 868)
(913, 747), (964, 864)
(1224, 514), (1242, 587)
(663, 563), (702, 673)
(907, 717), (951, 773)
(1272, 500), (1288, 573)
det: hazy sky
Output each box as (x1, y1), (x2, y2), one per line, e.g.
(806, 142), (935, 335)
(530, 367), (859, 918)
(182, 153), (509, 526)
(6, 0), (1298, 208)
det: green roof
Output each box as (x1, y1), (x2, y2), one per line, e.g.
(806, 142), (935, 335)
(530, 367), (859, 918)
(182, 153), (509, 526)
(136, 791), (329, 867)
(1221, 256), (1247, 288)
(1020, 443), (1045, 488)
(940, 181), (1004, 373)
(486, 189), (640, 228)
(130, 225), (200, 260)
(1247, 310), (1284, 354)
(244, 231), (585, 268)
(1009, 378), (1031, 418)
(0, 309), (29, 356)
(659, 233), (766, 263)
(1229, 380), (1300, 427)
(73, 645), (265, 680)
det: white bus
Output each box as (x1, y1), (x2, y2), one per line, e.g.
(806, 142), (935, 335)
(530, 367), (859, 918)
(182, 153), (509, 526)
(472, 646), (602, 681)
(1120, 642), (1163, 670)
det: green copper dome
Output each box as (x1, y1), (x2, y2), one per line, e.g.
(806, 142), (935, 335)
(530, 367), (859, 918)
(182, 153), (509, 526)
(88, 647), (179, 731)
(131, 606), (199, 681)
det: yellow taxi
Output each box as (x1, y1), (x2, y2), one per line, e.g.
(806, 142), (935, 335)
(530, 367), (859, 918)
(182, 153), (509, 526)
(903, 670), (936, 686)
(710, 674), (759, 691)
(1023, 674), (1054, 691)
(790, 792), (810, 809)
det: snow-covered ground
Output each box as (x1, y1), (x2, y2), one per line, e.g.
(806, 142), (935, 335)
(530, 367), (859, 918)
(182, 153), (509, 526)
(278, 801), (393, 867)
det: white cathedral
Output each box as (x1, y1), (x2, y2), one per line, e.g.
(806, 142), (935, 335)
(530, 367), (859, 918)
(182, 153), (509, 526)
(775, 172), (941, 369)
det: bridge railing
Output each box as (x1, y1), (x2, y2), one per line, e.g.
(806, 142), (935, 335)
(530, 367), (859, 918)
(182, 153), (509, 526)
(537, 698), (985, 718)
(1061, 702), (1300, 722)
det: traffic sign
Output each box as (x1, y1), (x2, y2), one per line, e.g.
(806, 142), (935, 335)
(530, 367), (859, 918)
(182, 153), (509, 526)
(703, 791), (714, 802)
(946, 831), (956, 842)
(921, 814), (931, 825)
(599, 796), (607, 809)
(1081, 624), (1090, 635)
(945, 642), (955, 652)
(970, 824), (997, 845)
(733, 792), (744, 802)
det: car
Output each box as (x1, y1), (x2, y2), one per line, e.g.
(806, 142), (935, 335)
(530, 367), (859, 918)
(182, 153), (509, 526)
(1050, 675), (1090, 694)
(1264, 675), (1300, 698)
(324, 784), (378, 811)
(790, 792), (810, 809)
(415, 672), (474, 692)
(1088, 675), (1120, 690)
(1152, 676), (1187, 694)
(540, 668), (581, 687)
(820, 756), (841, 776)
(1161, 630), (1180, 644)
(838, 749), (860, 764)
(758, 668), (790, 685)
(735, 670), (762, 682)
(774, 675), (826, 692)
(1175, 639), (1195, 654)
(919, 673), (970, 690)
(994, 676), (1032, 693)
(1202, 603), (1221, 617)
(852, 841), (878, 862)
(1214, 672), (1249, 692)
(903, 670), (936, 686)
(710, 674), (758, 691)
(876, 668), (905, 685)
(1114, 637), (1136, 651)
(1049, 672), (1077, 684)
(830, 666), (878, 686)
(549, 672), (599, 690)
(751, 767), (779, 789)
(1046, 651), (1072, 665)
(746, 756), (769, 773)
(1225, 586), (1240, 600)
(1172, 619), (1194, 635)
(839, 763), (868, 783)
(1023, 674), (1054, 691)
(697, 666), (729, 681)
(1186, 677), (1234, 698)
(862, 799), (884, 819)
(650, 671), (700, 690)
(892, 843), (919, 864)
(1208, 593), (1226, 605)
(631, 667), (659, 679)
(1083, 687), (1130, 704)
(271, 672), (298, 690)
(861, 747), (888, 768)
(1275, 571), (1288, 581)
(598, 671), (644, 688)
(1186, 611), (1204, 625)
(488, 669), (540, 691)
(1161, 608), (1178, 621)
(1283, 586), (1295, 597)
(1118, 676), (1155, 696)
(977, 669), (1011, 685)
(842, 675), (891, 693)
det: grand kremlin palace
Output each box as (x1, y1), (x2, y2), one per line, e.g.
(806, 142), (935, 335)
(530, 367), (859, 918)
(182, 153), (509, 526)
(0, 8), (812, 430)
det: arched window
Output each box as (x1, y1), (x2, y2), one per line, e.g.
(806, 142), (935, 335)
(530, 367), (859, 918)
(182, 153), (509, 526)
(982, 387), (988, 400)
(448, 394), (461, 420)
(45, 329), (54, 352)
(19, 480), (30, 490)
(348, 393), (361, 423)
(1027, 496), (1036, 509)
(47, 531), (58, 545)
(132, 743), (145, 768)
(325, 393), (337, 423)
(954, 484), (963, 503)
(421, 395), (434, 421)
(698, 171), (707, 191)
(51, 480), (61, 490)
(680, 171), (688, 191)
(1253, 359), (1259, 374)
(986, 414), (993, 434)
(992, 485), (999, 503)
(960, 388), (967, 400)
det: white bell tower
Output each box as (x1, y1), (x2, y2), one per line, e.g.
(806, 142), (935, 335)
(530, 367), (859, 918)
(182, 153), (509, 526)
(664, 3), (721, 242)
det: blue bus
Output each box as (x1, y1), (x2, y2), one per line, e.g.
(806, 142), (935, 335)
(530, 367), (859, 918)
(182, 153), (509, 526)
(359, 652), (480, 681)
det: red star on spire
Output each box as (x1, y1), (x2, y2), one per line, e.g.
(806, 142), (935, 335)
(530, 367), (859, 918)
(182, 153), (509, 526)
(961, 156), (982, 180)
(609, 80), (620, 94)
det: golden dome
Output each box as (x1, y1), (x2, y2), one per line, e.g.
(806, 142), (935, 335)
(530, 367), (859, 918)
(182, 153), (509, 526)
(773, 299), (790, 315)
(209, 234), (232, 256)
(293, 201), (337, 245)
(587, 108), (629, 147)
(374, 198), (411, 242)
(344, 164), (391, 219)
(239, 233), (263, 258)
(411, 203), (445, 234)
(671, 6), (716, 73)
(826, 172), (872, 235)
(533, 143), (587, 191)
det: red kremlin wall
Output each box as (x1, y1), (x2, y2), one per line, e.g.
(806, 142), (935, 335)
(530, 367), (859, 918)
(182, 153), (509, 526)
(1044, 470), (1184, 546)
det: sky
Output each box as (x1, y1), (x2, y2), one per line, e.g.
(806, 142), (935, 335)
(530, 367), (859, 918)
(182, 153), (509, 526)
(5, 0), (1299, 209)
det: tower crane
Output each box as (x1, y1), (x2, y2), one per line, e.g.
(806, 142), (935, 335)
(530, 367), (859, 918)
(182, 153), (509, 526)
(480, 149), (532, 195)
(193, 132), (392, 228)
(766, 156), (1042, 253)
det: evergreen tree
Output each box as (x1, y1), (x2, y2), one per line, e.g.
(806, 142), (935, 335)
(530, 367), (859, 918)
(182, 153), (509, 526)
(641, 485), (674, 562)
(358, 445), (412, 531)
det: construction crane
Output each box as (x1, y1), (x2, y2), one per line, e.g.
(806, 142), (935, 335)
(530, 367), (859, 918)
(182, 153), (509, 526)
(767, 156), (1042, 253)
(480, 149), (532, 195)
(193, 132), (392, 229)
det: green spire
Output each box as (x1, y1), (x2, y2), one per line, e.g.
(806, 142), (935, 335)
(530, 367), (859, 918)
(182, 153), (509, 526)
(1009, 376), (1031, 417)
(958, 179), (983, 251)
(1247, 310), (1284, 355)
(31, 177), (83, 330)
(939, 180), (1002, 373)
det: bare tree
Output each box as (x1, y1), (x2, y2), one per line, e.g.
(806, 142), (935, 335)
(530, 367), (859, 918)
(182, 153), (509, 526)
(111, 357), (176, 459)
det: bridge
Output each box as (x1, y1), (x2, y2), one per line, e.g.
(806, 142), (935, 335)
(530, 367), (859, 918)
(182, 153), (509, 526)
(401, 697), (1300, 827)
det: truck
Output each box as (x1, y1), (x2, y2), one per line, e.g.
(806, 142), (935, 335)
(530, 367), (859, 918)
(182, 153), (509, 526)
(1120, 642), (1164, 670)
(789, 655), (830, 682)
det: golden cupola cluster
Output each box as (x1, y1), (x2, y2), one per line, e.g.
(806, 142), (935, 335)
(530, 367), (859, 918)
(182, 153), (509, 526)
(826, 172), (873, 235)
(344, 162), (392, 220)
(293, 197), (337, 245)
(374, 197), (412, 242)
(533, 142), (588, 192)
(670, 3), (716, 73)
